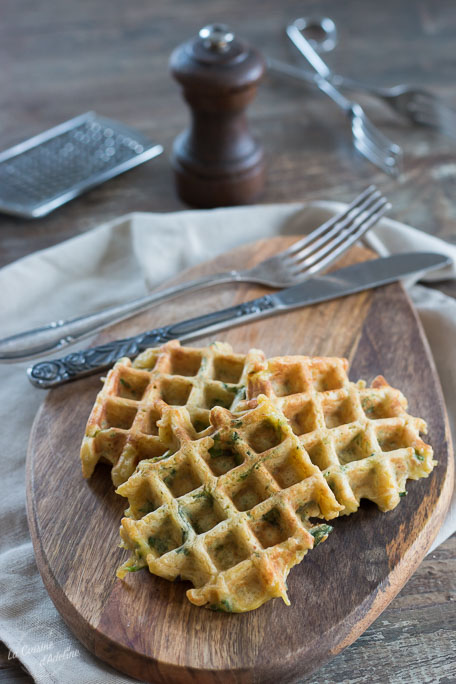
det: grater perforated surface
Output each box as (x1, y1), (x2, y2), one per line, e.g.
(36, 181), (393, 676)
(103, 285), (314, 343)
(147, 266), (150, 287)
(0, 112), (162, 218)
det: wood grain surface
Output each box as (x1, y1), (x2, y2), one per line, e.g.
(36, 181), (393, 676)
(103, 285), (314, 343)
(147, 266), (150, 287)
(1, 0), (456, 277)
(26, 239), (453, 684)
(3, 0), (456, 681)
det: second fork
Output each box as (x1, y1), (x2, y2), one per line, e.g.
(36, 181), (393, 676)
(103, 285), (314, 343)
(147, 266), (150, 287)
(283, 21), (403, 177)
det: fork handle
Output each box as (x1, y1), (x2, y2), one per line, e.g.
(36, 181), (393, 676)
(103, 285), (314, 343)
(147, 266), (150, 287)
(284, 26), (353, 113)
(286, 23), (332, 80)
(0, 270), (241, 361)
(268, 57), (383, 101)
(286, 23), (381, 98)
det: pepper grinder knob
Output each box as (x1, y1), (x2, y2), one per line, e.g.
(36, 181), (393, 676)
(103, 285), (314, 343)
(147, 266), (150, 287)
(170, 24), (266, 208)
(199, 24), (234, 52)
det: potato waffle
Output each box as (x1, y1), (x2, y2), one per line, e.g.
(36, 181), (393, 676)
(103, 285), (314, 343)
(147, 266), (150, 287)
(80, 340), (264, 486)
(240, 356), (435, 514)
(116, 396), (342, 612)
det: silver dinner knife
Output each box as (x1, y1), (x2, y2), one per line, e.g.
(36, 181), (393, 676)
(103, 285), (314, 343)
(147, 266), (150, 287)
(27, 252), (450, 389)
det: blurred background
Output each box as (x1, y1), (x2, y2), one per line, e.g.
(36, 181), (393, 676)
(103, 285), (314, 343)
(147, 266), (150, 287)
(1, 0), (455, 266)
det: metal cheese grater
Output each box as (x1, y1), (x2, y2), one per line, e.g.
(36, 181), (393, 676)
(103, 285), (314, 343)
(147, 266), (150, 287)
(0, 112), (163, 218)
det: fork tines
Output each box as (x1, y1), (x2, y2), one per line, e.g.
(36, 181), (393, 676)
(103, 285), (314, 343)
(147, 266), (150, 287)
(284, 185), (390, 277)
(351, 107), (403, 178)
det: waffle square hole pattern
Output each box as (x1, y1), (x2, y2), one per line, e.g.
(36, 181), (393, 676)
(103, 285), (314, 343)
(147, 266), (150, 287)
(250, 507), (289, 549)
(161, 461), (203, 498)
(247, 418), (284, 453)
(183, 493), (226, 534)
(190, 412), (211, 434)
(160, 378), (193, 406)
(376, 425), (413, 452)
(117, 372), (150, 400)
(284, 400), (319, 436)
(312, 365), (345, 392)
(148, 515), (184, 558)
(135, 487), (161, 516)
(322, 395), (357, 429)
(170, 350), (202, 377)
(206, 530), (250, 571)
(361, 394), (403, 420)
(203, 385), (238, 410)
(306, 440), (333, 470)
(337, 431), (373, 465)
(267, 452), (309, 489)
(94, 431), (127, 462)
(231, 471), (270, 512)
(104, 400), (137, 430)
(206, 438), (245, 476)
(269, 364), (309, 397)
(213, 357), (245, 384)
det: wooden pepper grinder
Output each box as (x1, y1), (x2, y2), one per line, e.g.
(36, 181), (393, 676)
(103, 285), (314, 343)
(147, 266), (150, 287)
(170, 24), (266, 208)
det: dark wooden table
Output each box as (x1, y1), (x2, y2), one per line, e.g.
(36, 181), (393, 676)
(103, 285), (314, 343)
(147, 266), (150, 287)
(1, 0), (455, 682)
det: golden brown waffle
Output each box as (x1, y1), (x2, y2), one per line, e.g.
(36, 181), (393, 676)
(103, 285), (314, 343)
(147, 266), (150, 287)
(240, 356), (435, 514)
(116, 396), (342, 612)
(80, 340), (265, 486)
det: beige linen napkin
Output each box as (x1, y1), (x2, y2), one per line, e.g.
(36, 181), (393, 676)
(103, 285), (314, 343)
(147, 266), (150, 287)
(0, 203), (454, 683)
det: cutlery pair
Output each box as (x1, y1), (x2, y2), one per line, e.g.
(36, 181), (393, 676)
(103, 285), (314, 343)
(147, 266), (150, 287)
(27, 251), (449, 388)
(0, 186), (389, 362)
(3, 183), (448, 388)
(269, 16), (456, 177)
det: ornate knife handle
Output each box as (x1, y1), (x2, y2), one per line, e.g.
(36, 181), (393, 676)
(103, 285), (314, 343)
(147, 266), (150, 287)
(27, 294), (277, 389)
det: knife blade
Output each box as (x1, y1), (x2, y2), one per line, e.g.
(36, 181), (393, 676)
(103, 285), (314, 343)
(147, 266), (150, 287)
(27, 252), (450, 389)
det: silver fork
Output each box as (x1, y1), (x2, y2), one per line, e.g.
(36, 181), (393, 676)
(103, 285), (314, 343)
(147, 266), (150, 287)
(0, 185), (389, 362)
(282, 21), (403, 177)
(285, 16), (456, 140)
(269, 56), (402, 177)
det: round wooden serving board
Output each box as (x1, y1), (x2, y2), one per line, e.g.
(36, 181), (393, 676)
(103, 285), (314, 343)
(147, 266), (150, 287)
(26, 238), (453, 684)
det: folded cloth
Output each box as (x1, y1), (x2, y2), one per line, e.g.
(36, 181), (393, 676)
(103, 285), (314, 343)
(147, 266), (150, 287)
(0, 203), (454, 683)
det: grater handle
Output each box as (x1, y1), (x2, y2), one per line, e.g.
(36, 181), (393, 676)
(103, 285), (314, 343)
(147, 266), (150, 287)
(0, 270), (241, 362)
